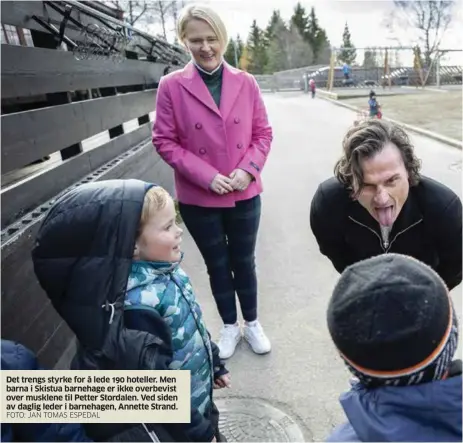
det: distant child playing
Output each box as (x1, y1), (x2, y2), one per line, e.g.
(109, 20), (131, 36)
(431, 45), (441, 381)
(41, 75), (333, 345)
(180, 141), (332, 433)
(309, 78), (316, 98)
(368, 90), (381, 118)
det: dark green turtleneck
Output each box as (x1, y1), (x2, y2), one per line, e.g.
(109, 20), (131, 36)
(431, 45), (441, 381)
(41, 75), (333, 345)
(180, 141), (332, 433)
(196, 63), (224, 109)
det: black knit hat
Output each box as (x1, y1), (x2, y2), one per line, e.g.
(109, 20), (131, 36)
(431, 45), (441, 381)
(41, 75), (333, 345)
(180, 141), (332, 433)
(327, 253), (458, 387)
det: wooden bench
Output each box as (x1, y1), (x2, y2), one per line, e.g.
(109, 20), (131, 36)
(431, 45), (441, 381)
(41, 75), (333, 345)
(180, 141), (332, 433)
(1, 0), (187, 368)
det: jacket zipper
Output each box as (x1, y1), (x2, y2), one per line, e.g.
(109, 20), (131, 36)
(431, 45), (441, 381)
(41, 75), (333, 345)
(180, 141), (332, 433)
(348, 216), (423, 253)
(142, 423), (160, 442)
(172, 277), (215, 398)
(386, 219), (423, 251)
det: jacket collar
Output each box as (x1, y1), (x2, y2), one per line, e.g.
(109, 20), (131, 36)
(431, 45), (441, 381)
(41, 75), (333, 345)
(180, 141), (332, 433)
(131, 252), (184, 275)
(179, 60), (244, 119)
(348, 184), (424, 238)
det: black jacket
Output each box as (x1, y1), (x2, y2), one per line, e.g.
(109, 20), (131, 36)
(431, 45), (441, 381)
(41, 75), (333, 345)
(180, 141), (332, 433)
(310, 175), (462, 290)
(1, 340), (92, 442)
(32, 179), (225, 442)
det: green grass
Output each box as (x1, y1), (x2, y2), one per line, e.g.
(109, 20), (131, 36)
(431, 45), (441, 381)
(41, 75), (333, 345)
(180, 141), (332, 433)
(343, 90), (462, 141)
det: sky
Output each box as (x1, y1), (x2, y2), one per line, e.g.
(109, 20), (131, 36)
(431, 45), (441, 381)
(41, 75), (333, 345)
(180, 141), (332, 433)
(147, 0), (463, 66)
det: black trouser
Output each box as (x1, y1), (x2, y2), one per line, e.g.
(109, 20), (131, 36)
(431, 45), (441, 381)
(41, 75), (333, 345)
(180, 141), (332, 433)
(179, 196), (261, 325)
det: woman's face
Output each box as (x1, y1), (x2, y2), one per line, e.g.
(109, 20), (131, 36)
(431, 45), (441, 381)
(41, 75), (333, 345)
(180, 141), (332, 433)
(184, 18), (222, 72)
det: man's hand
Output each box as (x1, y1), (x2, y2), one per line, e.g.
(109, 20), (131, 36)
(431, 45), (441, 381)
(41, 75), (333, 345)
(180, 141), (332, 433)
(213, 373), (231, 389)
(229, 169), (253, 192)
(211, 437), (217, 442)
(210, 174), (234, 195)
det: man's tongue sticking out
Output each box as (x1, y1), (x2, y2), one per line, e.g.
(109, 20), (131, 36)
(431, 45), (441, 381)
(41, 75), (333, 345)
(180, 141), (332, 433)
(376, 206), (394, 227)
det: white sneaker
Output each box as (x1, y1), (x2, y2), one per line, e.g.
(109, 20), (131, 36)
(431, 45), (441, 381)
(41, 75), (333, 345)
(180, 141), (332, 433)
(243, 320), (271, 354)
(218, 323), (242, 359)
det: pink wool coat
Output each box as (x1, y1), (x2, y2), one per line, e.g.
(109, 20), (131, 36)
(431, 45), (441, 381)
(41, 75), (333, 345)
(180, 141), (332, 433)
(152, 61), (273, 207)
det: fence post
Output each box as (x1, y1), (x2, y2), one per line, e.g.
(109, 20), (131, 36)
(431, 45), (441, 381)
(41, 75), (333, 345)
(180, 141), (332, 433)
(436, 55), (441, 88)
(328, 48), (336, 91)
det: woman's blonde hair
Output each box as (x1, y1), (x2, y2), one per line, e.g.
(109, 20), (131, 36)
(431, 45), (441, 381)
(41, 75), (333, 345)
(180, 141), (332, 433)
(177, 4), (229, 54)
(139, 186), (171, 229)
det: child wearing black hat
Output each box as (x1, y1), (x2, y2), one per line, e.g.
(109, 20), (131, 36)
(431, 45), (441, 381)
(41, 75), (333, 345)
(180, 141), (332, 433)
(326, 253), (462, 442)
(368, 90), (381, 118)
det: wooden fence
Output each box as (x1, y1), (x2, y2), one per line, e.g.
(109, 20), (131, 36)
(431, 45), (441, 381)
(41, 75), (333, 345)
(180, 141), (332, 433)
(1, 1), (186, 368)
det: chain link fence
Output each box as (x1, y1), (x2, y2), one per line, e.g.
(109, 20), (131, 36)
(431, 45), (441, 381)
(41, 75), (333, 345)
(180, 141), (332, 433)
(254, 64), (462, 92)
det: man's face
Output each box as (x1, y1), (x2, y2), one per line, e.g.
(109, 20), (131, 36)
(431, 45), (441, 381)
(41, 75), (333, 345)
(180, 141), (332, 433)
(356, 143), (410, 227)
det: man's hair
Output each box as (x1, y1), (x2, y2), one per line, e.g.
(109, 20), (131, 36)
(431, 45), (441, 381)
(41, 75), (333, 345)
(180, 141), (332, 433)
(139, 186), (171, 230)
(334, 119), (422, 197)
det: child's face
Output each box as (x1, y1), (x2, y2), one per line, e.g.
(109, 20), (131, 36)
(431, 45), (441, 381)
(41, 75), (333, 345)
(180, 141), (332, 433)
(134, 197), (183, 262)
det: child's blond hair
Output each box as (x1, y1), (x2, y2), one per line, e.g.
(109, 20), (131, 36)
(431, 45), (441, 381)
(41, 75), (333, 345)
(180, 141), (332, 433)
(139, 186), (172, 228)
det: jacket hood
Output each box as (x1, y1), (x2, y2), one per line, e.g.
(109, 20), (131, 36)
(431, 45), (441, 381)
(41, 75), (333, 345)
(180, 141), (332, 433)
(340, 376), (462, 441)
(32, 179), (155, 354)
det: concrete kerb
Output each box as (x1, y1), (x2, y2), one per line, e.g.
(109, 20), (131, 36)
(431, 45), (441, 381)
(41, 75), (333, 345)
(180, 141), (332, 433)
(317, 89), (338, 100)
(321, 97), (463, 150)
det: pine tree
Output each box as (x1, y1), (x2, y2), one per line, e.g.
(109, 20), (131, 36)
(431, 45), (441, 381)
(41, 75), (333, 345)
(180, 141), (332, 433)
(264, 16), (289, 72)
(236, 34), (244, 57)
(224, 35), (244, 68)
(239, 45), (250, 71)
(287, 25), (313, 68)
(247, 20), (268, 74)
(306, 7), (331, 64)
(363, 47), (378, 69)
(224, 37), (238, 66)
(290, 3), (309, 39)
(264, 10), (282, 45)
(338, 22), (356, 65)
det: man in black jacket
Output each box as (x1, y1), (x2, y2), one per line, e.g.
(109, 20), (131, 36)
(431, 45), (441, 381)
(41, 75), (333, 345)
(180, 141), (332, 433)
(310, 119), (462, 291)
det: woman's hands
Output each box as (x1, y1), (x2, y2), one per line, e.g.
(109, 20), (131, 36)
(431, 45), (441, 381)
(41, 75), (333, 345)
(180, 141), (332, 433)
(229, 169), (253, 192)
(210, 174), (234, 195)
(210, 169), (253, 195)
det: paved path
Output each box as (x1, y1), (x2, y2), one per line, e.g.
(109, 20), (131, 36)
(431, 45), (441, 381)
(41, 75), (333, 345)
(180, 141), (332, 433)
(180, 93), (462, 442)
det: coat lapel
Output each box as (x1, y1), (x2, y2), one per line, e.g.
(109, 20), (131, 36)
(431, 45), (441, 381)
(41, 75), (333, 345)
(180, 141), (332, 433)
(178, 62), (220, 116)
(178, 61), (245, 120)
(219, 62), (245, 121)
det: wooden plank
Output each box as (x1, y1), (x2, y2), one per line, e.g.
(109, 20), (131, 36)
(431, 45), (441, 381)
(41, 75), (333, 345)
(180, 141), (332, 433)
(1, 142), (173, 369)
(1, 123), (152, 228)
(1, 152), (61, 188)
(1, 89), (156, 174)
(1, 44), (166, 98)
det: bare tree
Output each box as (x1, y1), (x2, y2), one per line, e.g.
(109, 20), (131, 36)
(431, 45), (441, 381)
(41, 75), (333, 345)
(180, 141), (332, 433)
(106, 0), (179, 38)
(387, 1), (455, 66)
(153, 1), (171, 40)
(107, 0), (148, 26)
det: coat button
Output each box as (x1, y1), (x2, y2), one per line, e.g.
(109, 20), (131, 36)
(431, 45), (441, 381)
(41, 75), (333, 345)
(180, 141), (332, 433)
(199, 148), (206, 155)
(234, 117), (240, 124)
(195, 123), (202, 130)
(237, 143), (243, 149)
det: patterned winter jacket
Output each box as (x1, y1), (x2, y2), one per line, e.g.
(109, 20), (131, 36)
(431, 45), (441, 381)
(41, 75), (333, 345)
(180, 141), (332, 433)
(125, 256), (227, 424)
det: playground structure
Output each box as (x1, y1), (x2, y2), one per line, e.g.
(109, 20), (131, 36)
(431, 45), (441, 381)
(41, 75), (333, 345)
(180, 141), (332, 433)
(1, 0), (187, 368)
(326, 46), (463, 91)
(254, 46), (462, 93)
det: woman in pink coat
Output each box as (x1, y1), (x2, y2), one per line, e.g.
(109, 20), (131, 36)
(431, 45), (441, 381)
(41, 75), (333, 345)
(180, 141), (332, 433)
(152, 4), (273, 360)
